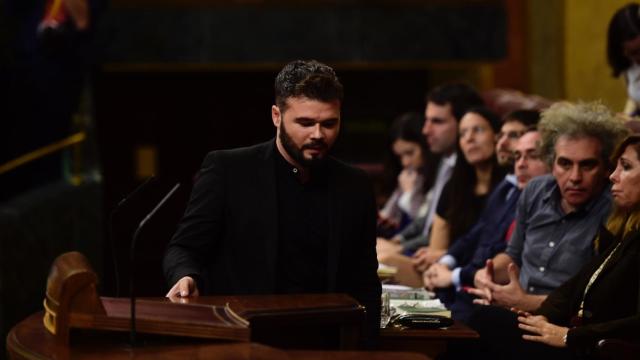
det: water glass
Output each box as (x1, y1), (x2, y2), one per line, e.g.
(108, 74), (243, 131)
(380, 292), (391, 328)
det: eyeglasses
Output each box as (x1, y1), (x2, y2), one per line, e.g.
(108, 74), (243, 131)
(459, 125), (488, 139)
(495, 131), (524, 142)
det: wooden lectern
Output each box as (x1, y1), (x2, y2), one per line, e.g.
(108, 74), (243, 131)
(42, 251), (365, 349)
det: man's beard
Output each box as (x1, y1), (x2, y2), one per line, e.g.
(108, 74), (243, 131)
(279, 121), (329, 168)
(497, 154), (515, 168)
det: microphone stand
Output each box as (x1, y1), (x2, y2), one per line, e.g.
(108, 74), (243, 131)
(129, 183), (181, 347)
(109, 176), (157, 297)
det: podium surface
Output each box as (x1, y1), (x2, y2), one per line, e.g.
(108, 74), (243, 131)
(7, 312), (430, 360)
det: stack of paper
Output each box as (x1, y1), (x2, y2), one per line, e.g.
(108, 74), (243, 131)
(382, 284), (433, 300)
(390, 298), (450, 318)
(382, 284), (451, 318)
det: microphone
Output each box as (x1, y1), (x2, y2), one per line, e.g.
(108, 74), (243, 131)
(129, 182), (181, 346)
(109, 176), (157, 297)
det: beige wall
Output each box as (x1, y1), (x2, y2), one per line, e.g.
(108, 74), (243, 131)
(528, 0), (564, 100)
(564, 0), (629, 112)
(529, 0), (629, 112)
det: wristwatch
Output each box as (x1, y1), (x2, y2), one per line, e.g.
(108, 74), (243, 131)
(563, 333), (568, 346)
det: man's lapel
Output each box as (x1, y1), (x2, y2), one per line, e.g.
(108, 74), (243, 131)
(257, 141), (279, 291)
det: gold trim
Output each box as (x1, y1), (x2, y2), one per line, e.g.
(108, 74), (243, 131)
(42, 299), (57, 335)
(0, 132), (86, 175)
(224, 303), (249, 327)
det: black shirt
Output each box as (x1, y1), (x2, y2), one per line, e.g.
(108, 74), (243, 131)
(436, 180), (489, 244)
(274, 149), (329, 294)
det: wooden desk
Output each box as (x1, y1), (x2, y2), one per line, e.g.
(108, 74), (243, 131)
(379, 321), (479, 359)
(7, 312), (431, 360)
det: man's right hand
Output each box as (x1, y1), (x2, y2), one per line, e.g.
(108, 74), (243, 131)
(466, 260), (496, 305)
(473, 259), (494, 290)
(165, 276), (199, 298)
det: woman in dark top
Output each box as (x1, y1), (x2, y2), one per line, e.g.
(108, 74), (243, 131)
(471, 135), (640, 360)
(426, 107), (506, 261)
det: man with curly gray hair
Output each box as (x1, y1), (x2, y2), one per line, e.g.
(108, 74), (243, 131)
(469, 101), (629, 313)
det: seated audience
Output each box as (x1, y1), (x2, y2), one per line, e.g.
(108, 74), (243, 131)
(383, 110), (540, 288)
(378, 112), (432, 236)
(377, 83), (484, 257)
(470, 134), (640, 360)
(378, 107), (505, 284)
(415, 109), (542, 270)
(470, 101), (629, 312)
(423, 127), (549, 322)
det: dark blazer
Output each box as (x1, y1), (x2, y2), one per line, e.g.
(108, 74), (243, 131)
(163, 140), (381, 331)
(444, 178), (520, 322)
(454, 178), (521, 287)
(537, 226), (640, 354)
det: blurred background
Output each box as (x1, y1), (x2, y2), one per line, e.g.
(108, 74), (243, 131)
(0, 0), (630, 356)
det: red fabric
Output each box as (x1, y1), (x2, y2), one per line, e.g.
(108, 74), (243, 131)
(504, 219), (516, 243)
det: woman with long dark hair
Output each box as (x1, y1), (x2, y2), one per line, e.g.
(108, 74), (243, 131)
(425, 107), (506, 261)
(378, 112), (434, 234)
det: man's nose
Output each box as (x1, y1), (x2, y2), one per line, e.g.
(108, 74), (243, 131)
(422, 121), (432, 136)
(311, 123), (324, 139)
(497, 137), (508, 151)
(569, 165), (582, 183)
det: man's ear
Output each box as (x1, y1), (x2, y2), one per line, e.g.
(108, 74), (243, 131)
(271, 105), (281, 127)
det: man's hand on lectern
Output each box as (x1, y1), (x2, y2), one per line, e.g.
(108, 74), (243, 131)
(166, 276), (200, 300)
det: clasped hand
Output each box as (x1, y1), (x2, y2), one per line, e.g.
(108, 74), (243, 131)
(467, 260), (527, 309)
(422, 263), (453, 290)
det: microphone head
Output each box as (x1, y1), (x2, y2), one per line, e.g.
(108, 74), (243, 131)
(114, 176), (157, 210)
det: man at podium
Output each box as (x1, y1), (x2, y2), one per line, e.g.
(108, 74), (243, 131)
(163, 60), (381, 342)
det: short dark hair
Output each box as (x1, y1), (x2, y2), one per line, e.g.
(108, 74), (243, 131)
(607, 3), (640, 77)
(274, 60), (344, 111)
(426, 82), (484, 121)
(503, 109), (541, 128)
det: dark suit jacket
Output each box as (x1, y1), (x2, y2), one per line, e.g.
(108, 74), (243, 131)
(163, 140), (381, 334)
(537, 226), (640, 354)
(451, 178), (521, 287)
